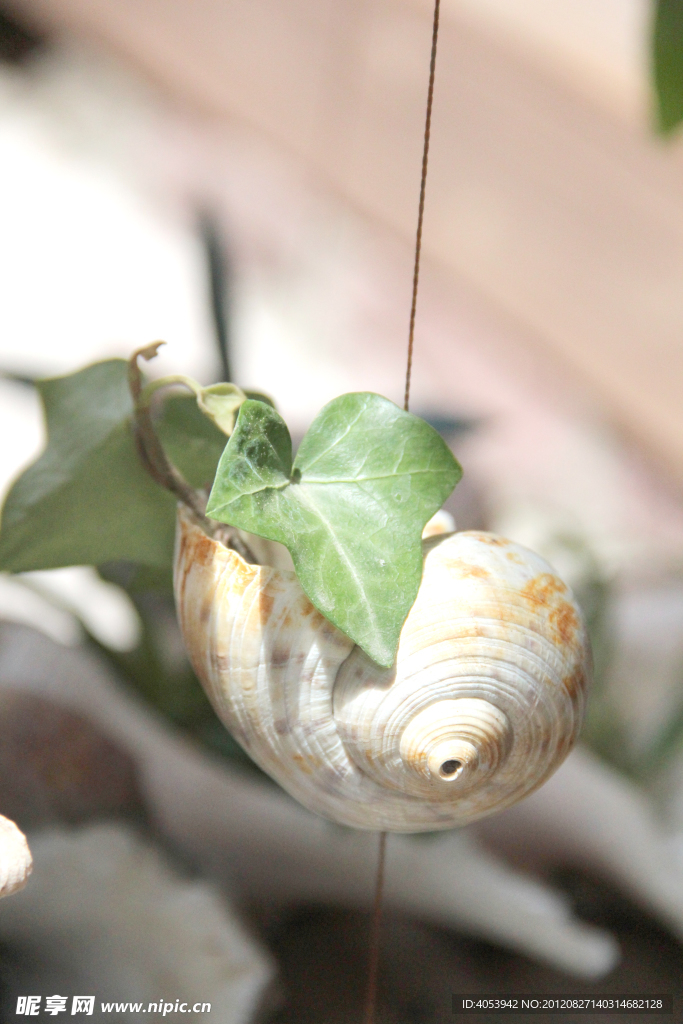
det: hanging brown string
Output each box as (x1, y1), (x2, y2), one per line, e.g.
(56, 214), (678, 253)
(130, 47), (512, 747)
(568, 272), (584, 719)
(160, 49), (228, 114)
(404, 0), (441, 413)
(363, 831), (387, 1024)
(363, 8), (441, 1022)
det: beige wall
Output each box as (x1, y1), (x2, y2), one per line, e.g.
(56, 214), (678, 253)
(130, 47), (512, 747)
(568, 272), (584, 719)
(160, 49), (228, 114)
(13, 0), (683, 484)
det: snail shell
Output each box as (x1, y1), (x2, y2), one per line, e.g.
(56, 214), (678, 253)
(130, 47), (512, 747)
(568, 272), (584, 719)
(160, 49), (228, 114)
(174, 508), (590, 832)
(0, 814), (32, 898)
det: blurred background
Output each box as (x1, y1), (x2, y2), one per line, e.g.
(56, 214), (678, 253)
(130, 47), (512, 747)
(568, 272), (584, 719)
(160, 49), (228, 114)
(1, 0), (683, 1020)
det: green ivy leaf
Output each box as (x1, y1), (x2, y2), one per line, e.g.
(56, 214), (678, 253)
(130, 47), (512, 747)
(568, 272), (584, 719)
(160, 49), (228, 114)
(0, 361), (227, 573)
(206, 394), (462, 666)
(652, 0), (683, 134)
(196, 382), (247, 436)
(157, 392), (229, 489)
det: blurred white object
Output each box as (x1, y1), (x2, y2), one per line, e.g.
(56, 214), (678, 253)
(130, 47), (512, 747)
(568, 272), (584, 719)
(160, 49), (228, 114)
(0, 44), (212, 384)
(0, 824), (274, 1022)
(0, 814), (32, 898)
(0, 621), (621, 978)
(20, 567), (141, 651)
(607, 575), (683, 758)
(422, 508), (455, 537)
(0, 568), (141, 651)
(0, 575), (82, 646)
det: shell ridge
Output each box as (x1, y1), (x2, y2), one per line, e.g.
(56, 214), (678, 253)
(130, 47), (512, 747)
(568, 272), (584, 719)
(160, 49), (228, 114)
(207, 553), (263, 745)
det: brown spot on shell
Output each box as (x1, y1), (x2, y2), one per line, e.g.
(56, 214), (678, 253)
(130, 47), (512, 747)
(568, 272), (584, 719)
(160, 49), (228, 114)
(520, 573), (568, 609)
(549, 601), (580, 649)
(467, 533), (509, 547)
(200, 595), (213, 625)
(505, 550), (524, 564)
(270, 646), (291, 668)
(292, 754), (312, 774)
(183, 526), (217, 569)
(562, 662), (588, 703)
(259, 591), (275, 623)
(176, 527), (209, 605)
(520, 574), (580, 651)
(446, 559), (491, 580)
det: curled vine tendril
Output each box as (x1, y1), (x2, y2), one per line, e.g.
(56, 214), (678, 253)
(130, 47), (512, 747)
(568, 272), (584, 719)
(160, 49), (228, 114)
(127, 343), (256, 562)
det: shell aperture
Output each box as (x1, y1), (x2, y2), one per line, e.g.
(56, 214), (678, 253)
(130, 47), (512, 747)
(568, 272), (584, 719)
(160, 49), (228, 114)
(174, 509), (590, 832)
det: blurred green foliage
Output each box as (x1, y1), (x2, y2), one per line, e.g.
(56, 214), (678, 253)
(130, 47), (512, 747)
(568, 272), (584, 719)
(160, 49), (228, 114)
(652, 0), (683, 134)
(0, 361), (227, 575)
(0, 362), (257, 770)
(574, 538), (683, 784)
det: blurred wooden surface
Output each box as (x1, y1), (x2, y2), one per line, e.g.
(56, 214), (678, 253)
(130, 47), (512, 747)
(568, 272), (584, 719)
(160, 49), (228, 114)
(12, 0), (683, 484)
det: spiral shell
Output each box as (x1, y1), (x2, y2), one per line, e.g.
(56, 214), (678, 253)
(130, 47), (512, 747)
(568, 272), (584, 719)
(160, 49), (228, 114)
(174, 508), (590, 832)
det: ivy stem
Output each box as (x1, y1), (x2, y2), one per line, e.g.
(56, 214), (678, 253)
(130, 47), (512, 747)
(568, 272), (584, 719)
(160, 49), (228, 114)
(127, 344), (209, 521)
(127, 343), (257, 562)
